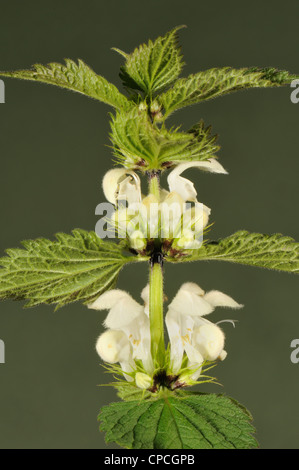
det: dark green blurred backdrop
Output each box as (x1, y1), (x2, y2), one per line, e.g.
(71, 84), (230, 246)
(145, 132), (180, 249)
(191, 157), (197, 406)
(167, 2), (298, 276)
(0, 0), (299, 449)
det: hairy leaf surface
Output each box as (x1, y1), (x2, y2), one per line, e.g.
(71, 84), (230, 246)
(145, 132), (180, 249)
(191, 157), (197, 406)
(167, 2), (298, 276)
(173, 231), (299, 273)
(0, 60), (131, 110)
(99, 392), (258, 449)
(0, 229), (135, 308)
(110, 109), (220, 169)
(117, 26), (185, 95)
(159, 67), (298, 116)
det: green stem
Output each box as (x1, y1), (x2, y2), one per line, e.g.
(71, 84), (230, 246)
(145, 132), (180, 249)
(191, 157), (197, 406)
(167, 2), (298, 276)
(149, 258), (165, 369)
(148, 171), (160, 200)
(148, 170), (165, 369)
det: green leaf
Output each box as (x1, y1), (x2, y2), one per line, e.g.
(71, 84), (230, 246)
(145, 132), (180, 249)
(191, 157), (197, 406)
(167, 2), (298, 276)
(0, 59), (131, 110)
(174, 231), (299, 273)
(159, 66), (299, 117)
(182, 120), (220, 163)
(99, 392), (258, 449)
(110, 109), (220, 169)
(117, 26), (185, 95)
(0, 229), (135, 308)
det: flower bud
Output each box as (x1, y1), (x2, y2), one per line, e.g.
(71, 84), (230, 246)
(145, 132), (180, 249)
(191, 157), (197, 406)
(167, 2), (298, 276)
(129, 230), (146, 251)
(150, 102), (163, 120)
(135, 372), (153, 389)
(150, 101), (161, 113)
(138, 102), (147, 112)
(174, 229), (202, 250)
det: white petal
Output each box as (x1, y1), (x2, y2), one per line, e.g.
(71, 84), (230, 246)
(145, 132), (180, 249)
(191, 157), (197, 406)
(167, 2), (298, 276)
(184, 342), (204, 365)
(119, 361), (135, 382)
(163, 191), (186, 209)
(140, 284), (150, 316)
(180, 282), (205, 296)
(122, 312), (153, 374)
(182, 203), (211, 232)
(184, 344), (204, 381)
(167, 159), (228, 202)
(104, 297), (144, 329)
(219, 350), (227, 361)
(175, 230), (202, 250)
(140, 195), (160, 238)
(203, 290), (243, 309)
(102, 168), (141, 205)
(117, 174), (142, 205)
(111, 208), (130, 234)
(102, 168), (128, 204)
(193, 324), (225, 361)
(160, 198), (187, 239)
(170, 159), (228, 176)
(95, 330), (132, 363)
(189, 365), (203, 382)
(165, 308), (185, 374)
(169, 285), (213, 317)
(159, 188), (170, 201)
(88, 289), (129, 310)
(167, 174), (197, 202)
(189, 159), (228, 174)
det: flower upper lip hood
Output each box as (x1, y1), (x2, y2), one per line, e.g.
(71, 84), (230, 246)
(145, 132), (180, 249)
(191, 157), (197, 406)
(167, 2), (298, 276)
(167, 159), (228, 202)
(102, 168), (142, 205)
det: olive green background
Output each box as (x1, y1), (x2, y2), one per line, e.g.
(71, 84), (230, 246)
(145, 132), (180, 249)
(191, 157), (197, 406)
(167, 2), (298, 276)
(0, 0), (299, 449)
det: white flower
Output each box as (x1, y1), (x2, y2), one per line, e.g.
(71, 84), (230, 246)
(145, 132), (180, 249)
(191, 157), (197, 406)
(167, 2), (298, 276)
(90, 281), (241, 389)
(165, 282), (243, 380)
(89, 287), (153, 380)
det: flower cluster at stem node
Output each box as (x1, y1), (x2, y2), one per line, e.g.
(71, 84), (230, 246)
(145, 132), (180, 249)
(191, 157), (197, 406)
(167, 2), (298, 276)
(89, 282), (242, 391)
(101, 159), (227, 257)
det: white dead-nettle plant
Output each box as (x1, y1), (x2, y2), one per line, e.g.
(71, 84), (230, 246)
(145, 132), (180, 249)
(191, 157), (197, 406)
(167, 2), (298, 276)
(1, 27), (298, 449)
